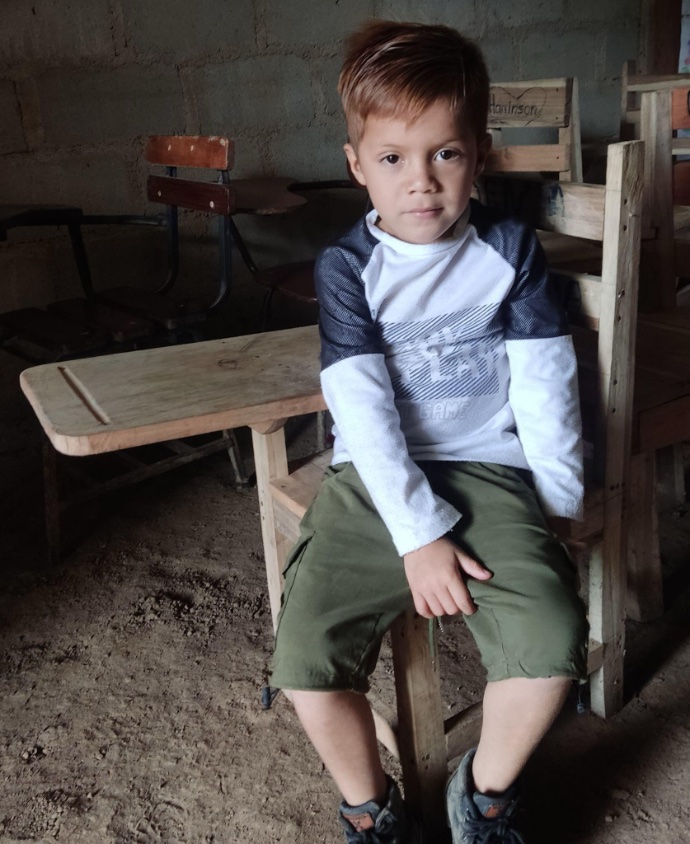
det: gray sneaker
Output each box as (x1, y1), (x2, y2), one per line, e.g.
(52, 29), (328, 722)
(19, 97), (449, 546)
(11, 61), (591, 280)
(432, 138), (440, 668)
(446, 749), (525, 843)
(338, 777), (424, 843)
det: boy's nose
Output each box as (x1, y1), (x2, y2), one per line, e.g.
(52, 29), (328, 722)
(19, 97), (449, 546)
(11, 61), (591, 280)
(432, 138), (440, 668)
(408, 161), (437, 192)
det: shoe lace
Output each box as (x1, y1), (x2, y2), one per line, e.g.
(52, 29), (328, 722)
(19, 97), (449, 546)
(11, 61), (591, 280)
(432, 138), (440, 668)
(464, 811), (526, 844)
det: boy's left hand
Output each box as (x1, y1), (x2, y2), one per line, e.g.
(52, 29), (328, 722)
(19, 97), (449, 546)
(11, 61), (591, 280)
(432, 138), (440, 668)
(403, 536), (492, 619)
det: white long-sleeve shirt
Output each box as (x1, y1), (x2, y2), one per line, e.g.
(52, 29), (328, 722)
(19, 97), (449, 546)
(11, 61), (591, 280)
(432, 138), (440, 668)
(316, 201), (583, 557)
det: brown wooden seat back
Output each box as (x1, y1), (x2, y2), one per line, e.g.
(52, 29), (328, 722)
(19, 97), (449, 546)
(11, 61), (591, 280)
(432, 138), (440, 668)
(485, 78), (582, 181)
(145, 134), (236, 216)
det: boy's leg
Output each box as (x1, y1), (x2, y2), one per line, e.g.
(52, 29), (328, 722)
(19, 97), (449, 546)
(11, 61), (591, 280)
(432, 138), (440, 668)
(473, 676), (570, 794)
(430, 462), (588, 840)
(271, 464), (421, 839)
(291, 690), (387, 806)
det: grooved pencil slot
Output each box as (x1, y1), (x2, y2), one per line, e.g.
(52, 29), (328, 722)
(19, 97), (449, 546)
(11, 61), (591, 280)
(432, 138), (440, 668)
(58, 366), (112, 425)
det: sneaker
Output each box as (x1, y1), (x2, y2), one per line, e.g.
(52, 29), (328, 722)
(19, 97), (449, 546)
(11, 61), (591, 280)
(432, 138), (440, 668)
(338, 777), (424, 843)
(446, 749), (525, 843)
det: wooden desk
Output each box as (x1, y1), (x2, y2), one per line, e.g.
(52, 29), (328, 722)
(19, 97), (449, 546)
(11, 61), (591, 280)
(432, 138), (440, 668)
(20, 326), (324, 456)
(20, 325), (326, 616)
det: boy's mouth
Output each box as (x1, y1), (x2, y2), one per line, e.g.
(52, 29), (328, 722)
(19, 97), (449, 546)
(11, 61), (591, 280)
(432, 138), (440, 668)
(408, 207), (442, 217)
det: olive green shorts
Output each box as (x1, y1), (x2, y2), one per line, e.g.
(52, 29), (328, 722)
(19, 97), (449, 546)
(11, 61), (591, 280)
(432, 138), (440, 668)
(270, 461), (588, 693)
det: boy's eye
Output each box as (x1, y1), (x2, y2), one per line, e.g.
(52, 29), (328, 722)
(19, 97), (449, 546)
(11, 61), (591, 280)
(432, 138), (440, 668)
(382, 154), (400, 164)
(436, 148), (459, 161)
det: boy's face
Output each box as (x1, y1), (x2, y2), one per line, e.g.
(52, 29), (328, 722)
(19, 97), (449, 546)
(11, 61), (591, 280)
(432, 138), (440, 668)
(344, 99), (490, 244)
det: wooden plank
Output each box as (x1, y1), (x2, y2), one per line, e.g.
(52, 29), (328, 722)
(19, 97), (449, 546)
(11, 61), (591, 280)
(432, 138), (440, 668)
(147, 174), (234, 215)
(627, 74), (690, 92)
(554, 270), (602, 329)
(444, 702), (482, 762)
(390, 610), (448, 839)
(562, 77), (583, 181)
(639, 90), (677, 311)
(488, 80), (570, 128)
(145, 135), (234, 170)
(251, 426), (289, 631)
(671, 138), (690, 153)
(627, 452), (664, 622)
(638, 394), (690, 452)
(589, 140), (644, 718)
(271, 498), (302, 547)
(269, 449), (331, 519)
(20, 325), (326, 457)
(640, 0), (681, 75)
(371, 706), (400, 760)
(485, 144), (569, 173)
(480, 176), (605, 240)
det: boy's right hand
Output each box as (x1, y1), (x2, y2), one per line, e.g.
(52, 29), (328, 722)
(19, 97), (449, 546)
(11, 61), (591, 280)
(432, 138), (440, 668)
(403, 537), (492, 619)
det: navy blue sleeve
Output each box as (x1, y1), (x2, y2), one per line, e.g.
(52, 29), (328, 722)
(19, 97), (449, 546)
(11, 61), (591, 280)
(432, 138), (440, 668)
(315, 219), (382, 370)
(469, 201), (569, 340)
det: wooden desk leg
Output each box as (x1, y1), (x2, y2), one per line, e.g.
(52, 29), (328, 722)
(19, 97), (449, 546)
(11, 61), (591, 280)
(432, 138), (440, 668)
(43, 437), (61, 567)
(251, 424), (288, 632)
(391, 609), (449, 840)
(589, 516), (625, 717)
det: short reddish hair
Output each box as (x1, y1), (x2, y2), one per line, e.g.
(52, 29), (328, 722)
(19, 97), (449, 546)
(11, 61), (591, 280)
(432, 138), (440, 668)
(338, 20), (489, 146)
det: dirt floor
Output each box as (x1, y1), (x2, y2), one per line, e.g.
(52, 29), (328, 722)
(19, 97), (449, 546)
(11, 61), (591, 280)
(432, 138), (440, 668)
(1, 355), (689, 844)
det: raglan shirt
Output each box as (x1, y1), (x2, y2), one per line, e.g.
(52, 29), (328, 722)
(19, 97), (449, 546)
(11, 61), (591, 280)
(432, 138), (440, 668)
(316, 200), (584, 557)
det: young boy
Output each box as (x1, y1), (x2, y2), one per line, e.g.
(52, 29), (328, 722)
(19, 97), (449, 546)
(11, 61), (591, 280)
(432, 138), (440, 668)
(270, 20), (588, 844)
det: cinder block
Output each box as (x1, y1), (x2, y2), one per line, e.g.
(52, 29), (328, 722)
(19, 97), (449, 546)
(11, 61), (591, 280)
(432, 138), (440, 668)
(120, 0), (255, 57)
(268, 124), (348, 181)
(480, 38), (520, 84)
(0, 1), (114, 68)
(0, 80), (26, 154)
(519, 29), (604, 88)
(565, 0), (641, 25)
(0, 155), (135, 214)
(311, 57), (344, 121)
(482, 0), (566, 28)
(195, 57), (313, 133)
(38, 66), (185, 146)
(602, 28), (641, 82)
(578, 83), (622, 140)
(265, 0), (374, 47)
(374, 0), (480, 35)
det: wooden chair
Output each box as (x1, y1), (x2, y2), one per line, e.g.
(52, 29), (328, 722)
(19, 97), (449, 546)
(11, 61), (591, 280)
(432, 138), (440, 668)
(97, 135), (306, 334)
(616, 66), (690, 621)
(485, 77), (582, 181)
(228, 178), (367, 330)
(251, 140), (643, 836)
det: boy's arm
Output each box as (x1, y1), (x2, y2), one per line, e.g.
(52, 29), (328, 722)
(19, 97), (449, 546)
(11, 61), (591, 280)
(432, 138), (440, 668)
(316, 244), (462, 557)
(503, 226), (585, 523)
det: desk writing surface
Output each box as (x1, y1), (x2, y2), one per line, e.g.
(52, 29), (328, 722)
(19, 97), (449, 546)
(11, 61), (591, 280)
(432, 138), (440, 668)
(20, 326), (324, 457)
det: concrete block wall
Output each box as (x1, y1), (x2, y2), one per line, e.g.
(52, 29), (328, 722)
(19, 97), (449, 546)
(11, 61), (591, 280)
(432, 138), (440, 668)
(0, 0), (640, 341)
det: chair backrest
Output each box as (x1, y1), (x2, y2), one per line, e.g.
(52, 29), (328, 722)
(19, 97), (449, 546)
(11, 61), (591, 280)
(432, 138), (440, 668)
(480, 142), (643, 493)
(621, 63), (690, 309)
(145, 134), (236, 216)
(485, 77), (582, 181)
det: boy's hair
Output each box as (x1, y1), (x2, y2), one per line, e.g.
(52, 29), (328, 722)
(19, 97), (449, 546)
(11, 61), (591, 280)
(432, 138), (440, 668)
(338, 20), (490, 146)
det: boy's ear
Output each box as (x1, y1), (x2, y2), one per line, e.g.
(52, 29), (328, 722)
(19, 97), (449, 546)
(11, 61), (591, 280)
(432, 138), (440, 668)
(344, 143), (367, 187)
(474, 132), (493, 178)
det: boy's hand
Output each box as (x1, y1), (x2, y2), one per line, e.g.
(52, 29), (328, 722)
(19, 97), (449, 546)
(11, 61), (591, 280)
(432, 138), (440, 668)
(545, 516), (587, 554)
(403, 537), (492, 619)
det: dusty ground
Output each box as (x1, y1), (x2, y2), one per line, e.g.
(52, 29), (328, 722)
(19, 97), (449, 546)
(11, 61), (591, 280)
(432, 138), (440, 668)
(1, 354), (689, 844)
